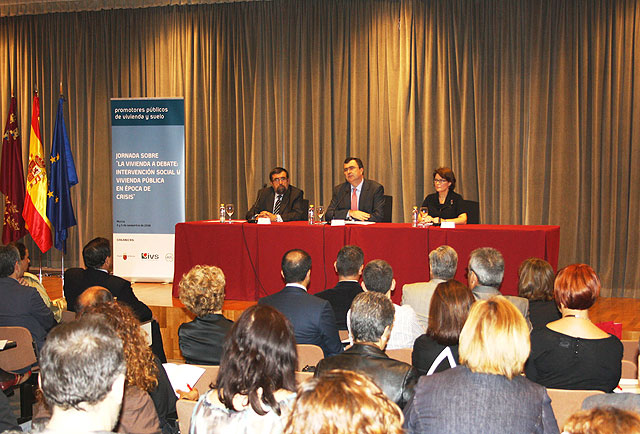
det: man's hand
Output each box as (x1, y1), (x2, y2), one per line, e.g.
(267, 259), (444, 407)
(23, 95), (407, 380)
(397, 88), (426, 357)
(257, 211), (278, 222)
(177, 387), (199, 401)
(348, 210), (371, 221)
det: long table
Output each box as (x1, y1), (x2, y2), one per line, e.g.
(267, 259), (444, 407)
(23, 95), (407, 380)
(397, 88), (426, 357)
(172, 222), (560, 304)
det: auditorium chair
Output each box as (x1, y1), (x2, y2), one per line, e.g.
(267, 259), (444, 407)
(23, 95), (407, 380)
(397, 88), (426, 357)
(546, 388), (604, 430)
(461, 200), (480, 224)
(385, 348), (412, 365)
(0, 326), (39, 420)
(382, 195), (393, 222)
(296, 344), (324, 371)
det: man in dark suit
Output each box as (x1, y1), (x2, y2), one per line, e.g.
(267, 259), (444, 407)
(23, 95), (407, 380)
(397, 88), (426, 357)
(325, 157), (385, 222)
(64, 237), (167, 362)
(258, 249), (343, 357)
(315, 291), (418, 409)
(64, 237), (151, 320)
(315, 245), (364, 330)
(245, 167), (306, 221)
(0, 244), (56, 352)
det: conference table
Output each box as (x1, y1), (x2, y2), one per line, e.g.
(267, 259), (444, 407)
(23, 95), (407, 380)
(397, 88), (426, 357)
(172, 221), (560, 304)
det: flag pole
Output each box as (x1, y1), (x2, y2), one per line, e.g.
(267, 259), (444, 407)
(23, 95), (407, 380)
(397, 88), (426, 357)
(61, 254), (64, 286)
(38, 249), (42, 284)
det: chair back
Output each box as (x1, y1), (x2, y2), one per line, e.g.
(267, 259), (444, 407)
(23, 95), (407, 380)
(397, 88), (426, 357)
(461, 200), (480, 224)
(547, 388), (605, 430)
(621, 359), (637, 379)
(338, 330), (350, 342)
(382, 195), (393, 222)
(296, 344), (324, 371)
(176, 364), (220, 434)
(385, 348), (412, 365)
(295, 371), (314, 385)
(0, 326), (37, 373)
(60, 310), (76, 323)
(621, 340), (639, 363)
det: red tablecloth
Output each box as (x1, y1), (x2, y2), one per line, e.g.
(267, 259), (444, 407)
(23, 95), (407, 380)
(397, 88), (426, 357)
(172, 222), (560, 304)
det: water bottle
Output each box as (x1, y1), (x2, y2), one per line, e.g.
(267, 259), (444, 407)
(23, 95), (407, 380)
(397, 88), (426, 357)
(219, 203), (226, 223)
(412, 206), (419, 227)
(308, 204), (315, 225)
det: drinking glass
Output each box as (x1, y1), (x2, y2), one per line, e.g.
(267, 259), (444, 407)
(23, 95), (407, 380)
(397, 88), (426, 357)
(225, 204), (235, 223)
(316, 205), (325, 223)
(419, 207), (429, 227)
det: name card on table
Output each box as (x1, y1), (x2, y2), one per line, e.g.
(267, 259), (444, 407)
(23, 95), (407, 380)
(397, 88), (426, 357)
(257, 217), (271, 225)
(441, 221), (456, 229)
(331, 219), (346, 226)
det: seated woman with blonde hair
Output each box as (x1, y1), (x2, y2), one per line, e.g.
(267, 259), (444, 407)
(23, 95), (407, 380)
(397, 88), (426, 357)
(404, 297), (558, 433)
(283, 370), (404, 434)
(178, 265), (233, 365)
(525, 264), (622, 392)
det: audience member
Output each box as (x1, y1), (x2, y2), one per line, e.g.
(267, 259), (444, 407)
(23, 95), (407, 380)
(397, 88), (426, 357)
(259, 249), (343, 357)
(402, 245), (458, 330)
(283, 370), (404, 434)
(468, 247), (531, 326)
(315, 245), (364, 330)
(178, 265), (233, 365)
(315, 292), (418, 409)
(518, 257), (561, 328)
(64, 237), (166, 362)
(412, 279), (475, 375)
(80, 302), (165, 434)
(348, 259), (422, 349)
(75, 286), (114, 313)
(563, 407), (640, 434)
(525, 264), (622, 392)
(404, 297), (558, 434)
(325, 157), (385, 222)
(189, 305), (297, 434)
(0, 244), (55, 353)
(34, 315), (126, 434)
(10, 241), (62, 322)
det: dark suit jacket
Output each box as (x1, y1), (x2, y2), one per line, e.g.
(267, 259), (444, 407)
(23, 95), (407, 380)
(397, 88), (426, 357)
(325, 179), (385, 222)
(258, 285), (343, 357)
(316, 343), (418, 409)
(64, 267), (152, 322)
(0, 277), (56, 352)
(178, 313), (233, 365)
(315, 281), (363, 330)
(245, 185), (306, 221)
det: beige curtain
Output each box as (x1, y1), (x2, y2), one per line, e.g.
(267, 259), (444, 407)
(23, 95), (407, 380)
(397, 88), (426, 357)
(0, 0), (638, 296)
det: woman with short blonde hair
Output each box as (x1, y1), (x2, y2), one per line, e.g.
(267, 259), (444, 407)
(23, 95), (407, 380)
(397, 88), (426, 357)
(404, 297), (558, 434)
(283, 370), (404, 434)
(178, 265), (233, 365)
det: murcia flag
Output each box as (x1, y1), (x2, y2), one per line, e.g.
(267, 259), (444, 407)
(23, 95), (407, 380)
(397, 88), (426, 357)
(0, 96), (27, 243)
(22, 93), (52, 252)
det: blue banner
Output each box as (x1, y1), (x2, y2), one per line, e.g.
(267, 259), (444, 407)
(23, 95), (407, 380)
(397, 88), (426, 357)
(111, 98), (185, 281)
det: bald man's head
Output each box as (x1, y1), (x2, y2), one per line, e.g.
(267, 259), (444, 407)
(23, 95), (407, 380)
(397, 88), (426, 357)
(76, 286), (114, 313)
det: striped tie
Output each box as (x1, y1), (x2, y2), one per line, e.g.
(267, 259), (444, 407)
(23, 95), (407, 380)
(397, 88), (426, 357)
(274, 195), (283, 215)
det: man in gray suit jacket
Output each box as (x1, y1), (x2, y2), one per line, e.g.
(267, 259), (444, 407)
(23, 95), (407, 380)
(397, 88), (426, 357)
(402, 245), (458, 330)
(468, 247), (531, 328)
(325, 157), (385, 222)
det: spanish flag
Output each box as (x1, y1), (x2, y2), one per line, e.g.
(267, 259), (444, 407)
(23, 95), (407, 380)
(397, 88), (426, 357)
(22, 93), (52, 252)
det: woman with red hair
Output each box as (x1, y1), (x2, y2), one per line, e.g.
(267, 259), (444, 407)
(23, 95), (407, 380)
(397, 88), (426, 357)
(525, 264), (622, 392)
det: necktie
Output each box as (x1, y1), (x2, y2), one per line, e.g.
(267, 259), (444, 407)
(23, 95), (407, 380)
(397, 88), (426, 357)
(274, 195), (283, 215)
(351, 188), (358, 211)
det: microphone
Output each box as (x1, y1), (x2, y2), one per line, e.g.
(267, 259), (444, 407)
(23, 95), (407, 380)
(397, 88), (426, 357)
(328, 184), (350, 221)
(247, 183), (268, 221)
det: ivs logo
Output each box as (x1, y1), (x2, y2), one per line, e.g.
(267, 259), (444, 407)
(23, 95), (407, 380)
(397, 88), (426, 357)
(141, 253), (160, 260)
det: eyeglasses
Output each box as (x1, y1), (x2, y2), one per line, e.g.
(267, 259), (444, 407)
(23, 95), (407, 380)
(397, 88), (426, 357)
(433, 178), (448, 184)
(272, 177), (288, 183)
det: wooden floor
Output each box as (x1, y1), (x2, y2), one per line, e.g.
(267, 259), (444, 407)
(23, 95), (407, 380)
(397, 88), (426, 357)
(42, 276), (640, 361)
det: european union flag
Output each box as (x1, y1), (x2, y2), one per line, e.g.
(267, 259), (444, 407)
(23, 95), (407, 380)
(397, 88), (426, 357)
(46, 97), (78, 253)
